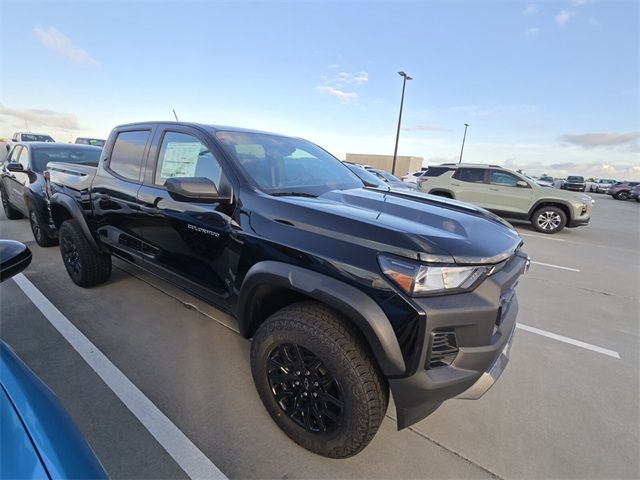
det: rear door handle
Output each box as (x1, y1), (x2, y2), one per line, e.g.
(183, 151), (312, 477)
(451, 182), (460, 186)
(489, 188), (499, 191)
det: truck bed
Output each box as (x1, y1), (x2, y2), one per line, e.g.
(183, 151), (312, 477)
(47, 162), (97, 196)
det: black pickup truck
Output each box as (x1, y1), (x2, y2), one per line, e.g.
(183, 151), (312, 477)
(47, 122), (529, 458)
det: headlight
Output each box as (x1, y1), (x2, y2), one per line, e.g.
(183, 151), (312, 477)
(378, 254), (489, 296)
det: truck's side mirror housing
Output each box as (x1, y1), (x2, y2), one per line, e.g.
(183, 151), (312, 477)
(6, 163), (25, 173)
(516, 180), (529, 188)
(165, 177), (229, 203)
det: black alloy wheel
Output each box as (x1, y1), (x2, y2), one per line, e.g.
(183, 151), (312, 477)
(251, 301), (388, 458)
(29, 210), (42, 242)
(57, 220), (111, 287)
(267, 343), (344, 434)
(61, 234), (82, 280)
(29, 208), (56, 247)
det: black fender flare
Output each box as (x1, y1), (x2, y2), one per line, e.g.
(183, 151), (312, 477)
(528, 199), (573, 221)
(49, 193), (103, 252)
(237, 261), (406, 376)
(427, 188), (455, 198)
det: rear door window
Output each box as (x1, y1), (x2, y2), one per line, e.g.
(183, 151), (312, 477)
(454, 168), (487, 183)
(108, 130), (151, 181)
(423, 167), (450, 177)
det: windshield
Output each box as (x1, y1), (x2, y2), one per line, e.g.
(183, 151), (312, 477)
(373, 169), (401, 182)
(345, 164), (386, 187)
(21, 134), (55, 142)
(540, 176), (554, 182)
(215, 131), (362, 196)
(567, 176), (585, 182)
(33, 147), (102, 172)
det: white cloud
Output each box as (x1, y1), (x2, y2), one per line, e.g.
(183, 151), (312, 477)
(523, 4), (538, 15)
(334, 71), (369, 85)
(34, 26), (99, 65)
(0, 104), (81, 130)
(316, 70), (368, 103)
(570, 0), (594, 6)
(559, 132), (640, 149)
(525, 27), (541, 36)
(555, 10), (576, 26)
(315, 86), (358, 102)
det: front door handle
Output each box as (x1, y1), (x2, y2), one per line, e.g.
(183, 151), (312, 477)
(489, 188), (499, 191)
(451, 182), (460, 186)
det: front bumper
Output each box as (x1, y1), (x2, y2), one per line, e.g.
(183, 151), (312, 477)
(456, 327), (514, 399)
(568, 216), (590, 227)
(389, 251), (527, 429)
(563, 184), (586, 191)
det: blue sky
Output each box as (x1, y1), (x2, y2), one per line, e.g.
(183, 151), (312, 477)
(2, 0), (639, 179)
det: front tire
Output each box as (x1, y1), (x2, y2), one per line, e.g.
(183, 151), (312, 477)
(614, 191), (630, 200)
(251, 301), (388, 458)
(58, 220), (111, 287)
(29, 208), (57, 247)
(1, 188), (23, 220)
(532, 206), (567, 234)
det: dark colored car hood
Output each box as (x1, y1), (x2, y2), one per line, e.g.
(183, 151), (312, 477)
(253, 187), (522, 265)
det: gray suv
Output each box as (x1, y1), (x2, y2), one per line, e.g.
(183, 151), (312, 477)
(418, 164), (593, 234)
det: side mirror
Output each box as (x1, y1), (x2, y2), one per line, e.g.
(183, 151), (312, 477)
(516, 180), (529, 188)
(0, 240), (32, 282)
(6, 163), (24, 173)
(5, 144), (10, 152)
(165, 177), (226, 203)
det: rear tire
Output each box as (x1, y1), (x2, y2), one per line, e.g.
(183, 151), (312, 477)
(29, 208), (57, 247)
(251, 301), (388, 458)
(1, 188), (23, 220)
(532, 206), (567, 234)
(58, 220), (111, 287)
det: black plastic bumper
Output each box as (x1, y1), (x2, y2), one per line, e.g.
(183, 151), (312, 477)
(389, 251), (527, 429)
(568, 217), (590, 228)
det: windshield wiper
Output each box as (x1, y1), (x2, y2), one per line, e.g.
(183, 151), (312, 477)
(270, 191), (318, 198)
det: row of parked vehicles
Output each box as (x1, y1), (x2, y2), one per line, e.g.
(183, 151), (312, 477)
(1, 121), (530, 460)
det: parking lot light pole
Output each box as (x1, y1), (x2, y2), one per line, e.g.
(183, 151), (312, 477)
(392, 71), (412, 175)
(458, 123), (469, 164)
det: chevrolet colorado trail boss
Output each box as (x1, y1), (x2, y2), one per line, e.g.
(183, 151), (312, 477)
(47, 122), (529, 458)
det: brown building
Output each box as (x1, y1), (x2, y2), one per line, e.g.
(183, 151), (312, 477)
(345, 153), (424, 176)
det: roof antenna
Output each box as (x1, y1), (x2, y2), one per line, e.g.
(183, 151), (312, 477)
(172, 109), (179, 122)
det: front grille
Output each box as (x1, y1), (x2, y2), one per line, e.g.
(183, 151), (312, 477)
(426, 331), (458, 369)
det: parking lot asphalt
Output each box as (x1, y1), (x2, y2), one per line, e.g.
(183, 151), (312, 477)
(1, 194), (638, 479)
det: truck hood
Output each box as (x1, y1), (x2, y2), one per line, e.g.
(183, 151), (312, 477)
(252, 187), (522, 264)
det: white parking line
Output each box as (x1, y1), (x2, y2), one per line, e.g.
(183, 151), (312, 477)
(12, 273), (227, 480)
(530, 261), (580, 273)
(516, 323), (621, 359)
(518, 232), (566, 242)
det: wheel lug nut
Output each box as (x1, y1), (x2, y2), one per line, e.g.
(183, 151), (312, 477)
(314, 382), (319, 387)
(312, 392), (317, 397)
(305, 371), (310, 376)
(295, 371), (301, 376)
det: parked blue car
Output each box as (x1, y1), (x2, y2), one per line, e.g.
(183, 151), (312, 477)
(0, 240), (107, 479)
